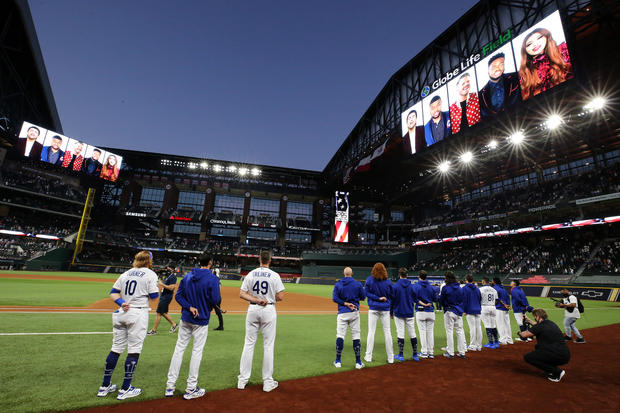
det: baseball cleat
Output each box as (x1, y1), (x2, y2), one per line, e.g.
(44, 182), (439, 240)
(442, 353), (454, 359)
(237, 380), (247, 390)
(428, 354), (435, 359)
(418, 353), (428, 359)
(169, 324), (179, 333)
(564, 335), (572, 341)
(467, 345), (476, 351)
(363, 356), (372, 363)
(394, 354), (405, 362)
(117, 386), (141, 400)
(548, 370), (565, 382)
(575, 337), (586, 343)
(183, 387), (206, 400)
(165, 388), (175, 397)
(355, 362), (365, 369)
(263, 381), (278, 392)
(412, 353), (420, 362)
(97, 384), (117, 397)
(483, 343), (494, 349)
(146, 330), (157, 335)
(333, 360), (342, 368)
(387, 358), (394, 364)
(456, 353), (466, 359)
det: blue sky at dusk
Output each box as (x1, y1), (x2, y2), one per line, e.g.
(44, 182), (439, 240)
(29, 0), (478, 171)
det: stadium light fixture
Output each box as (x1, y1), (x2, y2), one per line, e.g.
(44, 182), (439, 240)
(460, 151), (473, 163)
(227, 165), (237, 173)
(200, 162), (208, 169)
(239, 167), (248, 176)
(251, 167), (260, 176)
(438, 161), (451, 173)
(487, 140), (498, 149)
(188, 162), (197, 169)
(584, 97), (606, 111)
(508, 131), (525, 145)
(213, 164), (222, 173)
(545, 114), (563, 130)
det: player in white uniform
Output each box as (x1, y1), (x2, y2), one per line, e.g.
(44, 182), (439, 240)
(237, 251), (285, 392)
(97, 251), (159, 400)
(479, 277), (499, 349)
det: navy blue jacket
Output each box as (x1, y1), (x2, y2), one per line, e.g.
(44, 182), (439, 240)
(511, 285), (531, 313)
(333, 277), (365, 314)
(175, 268), (221, 325)
(412, 280), (437, 312)
(440, 282), (464, 316)
(462, 283), (482, 315)
(364, 276), (393, 311)
(493, 284), (511, 312)
(391, 278), (417, 318)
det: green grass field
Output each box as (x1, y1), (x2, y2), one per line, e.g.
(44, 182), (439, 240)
(0, 272), (618, 413)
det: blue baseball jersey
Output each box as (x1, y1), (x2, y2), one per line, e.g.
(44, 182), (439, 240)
(333, 277), (365, 314)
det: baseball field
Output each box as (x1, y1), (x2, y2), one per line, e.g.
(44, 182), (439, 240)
(1, 271), (619, 413)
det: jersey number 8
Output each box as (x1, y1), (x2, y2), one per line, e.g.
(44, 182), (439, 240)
(252, 280), (269, 295)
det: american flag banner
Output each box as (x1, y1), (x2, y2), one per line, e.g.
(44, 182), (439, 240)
(334, 191), (349, 243)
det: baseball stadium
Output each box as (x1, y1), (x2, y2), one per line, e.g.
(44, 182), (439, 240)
(1, 0), (619, 411)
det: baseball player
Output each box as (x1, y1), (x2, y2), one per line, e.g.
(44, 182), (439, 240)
(479, 277), (499, 348)
(462, 274), (482, 351)
(147, 266), (178, 335)
(492, 277), (513, 345)
(440, 271), (466, 358)
(238, 250), (285, 392)
(165, 254), (221, 399)
(510, 280), (533, 342)
(97, 251), (159, 400)
(391, 268), (419, 361)
(364, 262), (394, 364)
(332, 267), (366, 369)
(412, 270), (438, 359)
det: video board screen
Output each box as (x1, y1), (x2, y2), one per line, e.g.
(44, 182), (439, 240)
(400, 10), (572, 152)
(17, 121), (123, 182)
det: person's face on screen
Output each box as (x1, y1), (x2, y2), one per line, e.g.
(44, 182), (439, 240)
(525, 32), (547, 57)
(74, 143), (83, 155)
(107, 155), (117, 167)
(488, 57), (505, 81)
(457, 76), (471, 99)
(407, 112), (417, 129)
(27, 128), (39, 140)
(430, 99), (442, 120)
(51, 138), (61, 150)
(92, 150), (101, 161)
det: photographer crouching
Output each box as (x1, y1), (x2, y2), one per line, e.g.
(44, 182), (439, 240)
(518, 309), (570, 382)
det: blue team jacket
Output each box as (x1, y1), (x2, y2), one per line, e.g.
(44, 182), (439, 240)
(412, 280), (437, 312)
(440, 283), (464, 316)
(364, 276), (393, 311)
(493, 284), (511, 311)
(333, 277), (365, 314)
(510, 285), (531, 313)
(391, 278), (417, 318)
(175, 268), (221, 325)
(462, 283), (482, 315)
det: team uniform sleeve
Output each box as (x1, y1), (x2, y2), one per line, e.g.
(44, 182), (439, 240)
(112, 276), (123, 293)
(175, 278), (191, 309)
(364, 279), (380, 301)
(148, 273), (159, 299)
(275, 276), (285, 293)
(209, 277), (222, 306)
(332, 284), (344, 305)
(240, 274), (251, 292)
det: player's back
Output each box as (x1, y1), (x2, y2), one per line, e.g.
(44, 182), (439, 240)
(243, 267), (285, 304)
(480, 285), (497, 306)
(113, 267), (158, 307)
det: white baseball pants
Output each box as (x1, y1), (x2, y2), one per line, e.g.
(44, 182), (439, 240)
(444, 311), (466, 356)
(238, 305), (277, 388)
(480, 306), (496, 329)
(166, 320), (209, 391)
(415, 311), (435, 355)
(465, 314), (482, 349)
(394, 316), (416, 339)
(365, 310), (393, 362)
(513, 312), (524, 327)
(111, 307), (149, 354)
(337, 311), (361, 340)
(496, 309), (513, 344)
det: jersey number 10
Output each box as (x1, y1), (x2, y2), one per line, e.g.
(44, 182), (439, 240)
(252, 280), (269, 295)
(124, 280), (137, 296)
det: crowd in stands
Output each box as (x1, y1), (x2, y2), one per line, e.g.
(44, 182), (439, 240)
(0, 235), (58, 259)
(1, 169), (86, 202)
(0, 214), (77, 236)
(583, 239), (620, 274)
(511, 238), (593, 275)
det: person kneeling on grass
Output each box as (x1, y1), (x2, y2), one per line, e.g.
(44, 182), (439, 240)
(518, 309), (570, 382)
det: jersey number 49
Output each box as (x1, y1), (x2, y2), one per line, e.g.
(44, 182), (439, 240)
(252, 280), (269, 295)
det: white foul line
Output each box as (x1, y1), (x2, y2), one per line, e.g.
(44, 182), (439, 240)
(0, 331), (113, 336)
